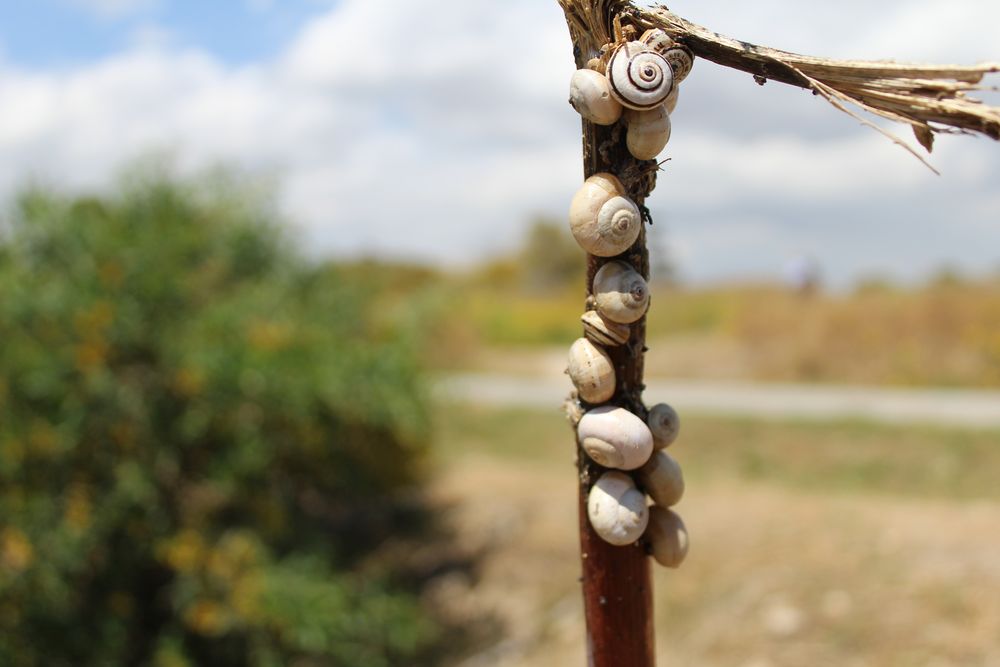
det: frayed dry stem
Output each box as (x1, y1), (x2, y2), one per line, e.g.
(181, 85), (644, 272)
(558, 0), (1000, 168)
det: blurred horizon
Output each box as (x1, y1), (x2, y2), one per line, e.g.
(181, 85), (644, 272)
(2, 0), (999, 289)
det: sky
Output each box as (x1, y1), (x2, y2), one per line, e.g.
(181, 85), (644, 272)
(0, 0), (998, 287)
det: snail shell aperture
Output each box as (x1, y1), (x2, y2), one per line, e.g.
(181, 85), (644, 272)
(607, 40), (674, 111)
(587, 471), (650, 546)
(625, 105), (672, 161)
(648, 402), (680, 449)
(593, 260), (650, 324)
(577, 405), (654, 470)
(644, 505), (689, 568)
(581, 310), (630, 347)
(569, 68), (623, 126)
(568, 173), (641, 257)
(567, 337), (615, 404)
(638, 450), (685, 508)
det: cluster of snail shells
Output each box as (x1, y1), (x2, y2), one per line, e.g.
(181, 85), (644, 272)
(568, 29), (693, 161)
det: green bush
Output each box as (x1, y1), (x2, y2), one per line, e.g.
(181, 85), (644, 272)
(0, 172), (444, 666)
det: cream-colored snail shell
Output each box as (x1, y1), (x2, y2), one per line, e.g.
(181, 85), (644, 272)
(638, 450), (685, 508)
(587, 471), (649, 546)
(568, 173), (641, 257)
(569, 69), (623, 126)
(664, 86), (679, 115)
(577, 405), (654, 470)
(644, 505), (689, 568)
(625, 106), (672, 160)
(567, 337), (615, 404)
(607, 40), (674, 111)
(648, 402), (680, 449)
(640, 29), (675, 55)
(664, 46), (694, 84)
(581, 310), (630, 347)
(593, 260), (650, 324)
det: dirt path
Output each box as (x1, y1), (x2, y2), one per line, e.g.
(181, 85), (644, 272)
(431, 453), (1000, 667)
(435, 373), (1000, 429)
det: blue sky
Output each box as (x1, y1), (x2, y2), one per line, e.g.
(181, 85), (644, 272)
(0, 0), (331, 66)
(0, 0), (997, 288)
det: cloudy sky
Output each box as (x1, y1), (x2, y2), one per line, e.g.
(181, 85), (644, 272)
(1, 0), (998, 287)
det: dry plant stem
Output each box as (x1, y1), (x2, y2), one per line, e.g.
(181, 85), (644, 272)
(560, 0), (1000, 170)
(563, 8), (658, 666)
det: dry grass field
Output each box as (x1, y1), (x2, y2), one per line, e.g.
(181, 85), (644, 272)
(427, 405), (1000, 666)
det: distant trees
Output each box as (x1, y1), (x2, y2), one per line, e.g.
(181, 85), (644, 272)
(0, 171), (450, 666)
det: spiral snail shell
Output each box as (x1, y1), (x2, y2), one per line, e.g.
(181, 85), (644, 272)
(593, 260), (650, 324)
(648, 402), (680, 449)
(588, 471), (650, 546)
(638, 450), (685, 508)
(577, 405), (654, 470)
(644, 505), (689, 568)
(639, 29), (675, 56)
(581, 310), (630, 347)
(625, 105), (672, 160)
(568, 173), (642, 257)
(567, 337), (615, 404)
(569, 68), (623, 126)
(664, 46), (694, 84)
(607, 40), (674, 111)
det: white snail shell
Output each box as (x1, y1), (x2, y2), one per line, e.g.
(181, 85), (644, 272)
(593, 260), (650, 324)
(607, 40), (674, 111)
(577, 405), (654, 470)
(664, 86), (679, 115)
(569, 69), (623, 126)
(625, 105), (672, 160)
(587, 471), (649, 546)
(648, 402), (680, 449)
(664, 46), (694, 84)
(568, 173), (641, 257)
(567, 337), (615, 404)
(638, 450), (685, 507)
(581, 310), (630, 347)
(640, 29), (675, 56)
(644, 505), (689, 568)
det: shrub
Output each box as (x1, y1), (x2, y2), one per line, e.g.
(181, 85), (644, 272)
(0, 171), (442, 666)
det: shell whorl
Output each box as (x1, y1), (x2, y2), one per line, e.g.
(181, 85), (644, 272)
(568, 173), (641, 257)
(664, 47), (694, 84)
(607, 40), (674, 111)
(592, 260), (650, 324)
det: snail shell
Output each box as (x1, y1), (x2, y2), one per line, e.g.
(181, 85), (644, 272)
(581, 310), (630, 347)
(587, 471), (649, 546)
(593, 260), (650, 324)
(638, 450), (685, 507)
(578, 405), (654, 470)
(664, 86), (679, 115)
(625, 106), (672, 160)
(568, 173), (641, 257)
(607, 40), (674, 111)
(648, 402), (680, 449)
(640, 29), (675, 55)
(567, 337), (615, 404)
(664, 46), (694, 84)
(569, 69), (623, 126)
(644, 505), (689, 568)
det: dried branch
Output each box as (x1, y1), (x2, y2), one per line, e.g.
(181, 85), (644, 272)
(559, 0), (1000, 169)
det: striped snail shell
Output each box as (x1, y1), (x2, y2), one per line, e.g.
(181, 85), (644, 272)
(607, 40), (674, 111)
(664, 46), (694, 84)
(581, 310), (630, 347)
(593, 260), (650, 324)
(640, 29), (675, 55)
(568, 173), (641, 257)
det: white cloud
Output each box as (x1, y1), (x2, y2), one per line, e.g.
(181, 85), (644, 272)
(1, 0), (998, 286)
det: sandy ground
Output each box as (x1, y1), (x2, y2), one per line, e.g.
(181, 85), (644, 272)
(428, 451), (1000, 667)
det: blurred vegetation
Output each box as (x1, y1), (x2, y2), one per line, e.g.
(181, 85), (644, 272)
(0, 171), (464, 666)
